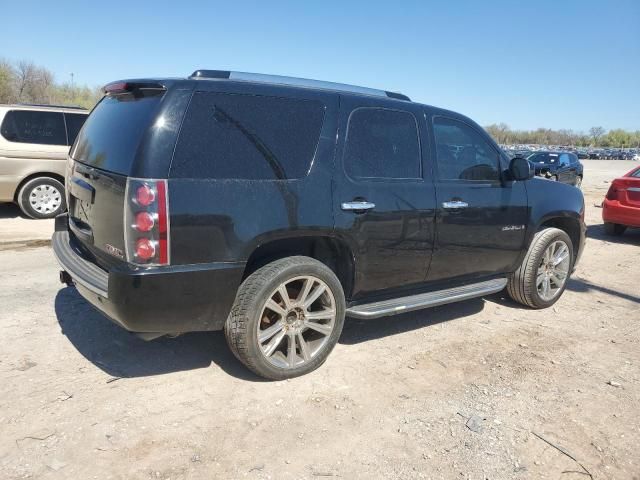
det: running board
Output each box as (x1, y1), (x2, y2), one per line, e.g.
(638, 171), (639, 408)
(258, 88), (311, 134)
(346, 278), (507, 319)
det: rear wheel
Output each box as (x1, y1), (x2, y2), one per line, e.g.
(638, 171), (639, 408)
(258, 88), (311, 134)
(225, 256), (345, 380)
(17, 177), (66, 219)
(604, 222), (626, 236)
(507, 228), (573, 309)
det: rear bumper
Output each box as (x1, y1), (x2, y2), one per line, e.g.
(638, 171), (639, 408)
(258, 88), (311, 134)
(602, 199), (640, 227)
(52, 215), (245, 334)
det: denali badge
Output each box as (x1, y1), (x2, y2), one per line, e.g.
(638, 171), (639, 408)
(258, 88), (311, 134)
(105, 244), (124, 259)
(502, 225), (525, 232)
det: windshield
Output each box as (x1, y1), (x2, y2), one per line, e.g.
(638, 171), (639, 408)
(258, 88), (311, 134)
(528, 153), (559, 164)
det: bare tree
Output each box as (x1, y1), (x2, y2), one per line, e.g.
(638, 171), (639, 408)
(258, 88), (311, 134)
(15, 60), (36, 101)
(589, 126), (605, 145)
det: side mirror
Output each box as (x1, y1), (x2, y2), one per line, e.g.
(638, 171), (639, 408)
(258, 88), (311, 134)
(509, 157), (533, 181)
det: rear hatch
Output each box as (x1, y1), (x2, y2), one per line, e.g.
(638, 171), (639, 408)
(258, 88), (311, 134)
(67, 83), (167, 268)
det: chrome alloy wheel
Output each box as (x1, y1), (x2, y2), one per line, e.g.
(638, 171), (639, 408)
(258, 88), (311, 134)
(257, 276), (336, 369)
(29, 184), (62, 214)
(537, 240), (570, 301)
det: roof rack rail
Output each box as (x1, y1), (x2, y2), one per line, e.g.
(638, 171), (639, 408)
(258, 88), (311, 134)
(189, 70), (410, 101)
(16, 103), (88, 110)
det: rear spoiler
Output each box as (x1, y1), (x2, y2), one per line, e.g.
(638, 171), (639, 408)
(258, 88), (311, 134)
(102, 81), (166, 95)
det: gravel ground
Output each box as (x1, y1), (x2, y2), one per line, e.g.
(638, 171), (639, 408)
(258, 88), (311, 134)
(0, 160), (638, 480)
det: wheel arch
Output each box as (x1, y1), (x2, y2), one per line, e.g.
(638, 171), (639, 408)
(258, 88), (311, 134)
(536, 215), (582, 259)
(242, 235), (355, 300)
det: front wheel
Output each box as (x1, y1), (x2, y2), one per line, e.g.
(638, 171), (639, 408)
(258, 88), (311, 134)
(507, 228), (573, 309)
(225, 256), (345, 380)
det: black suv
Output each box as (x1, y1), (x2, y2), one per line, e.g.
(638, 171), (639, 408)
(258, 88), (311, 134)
(53, 70), (586, 379)
(528, 151), (584, 187)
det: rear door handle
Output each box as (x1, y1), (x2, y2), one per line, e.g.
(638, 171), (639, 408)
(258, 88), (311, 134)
(341, 201), (375, 212)
(442, 200), (469, 209)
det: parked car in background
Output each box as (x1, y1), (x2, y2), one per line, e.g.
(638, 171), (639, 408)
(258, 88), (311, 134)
(0, 104), (89, 218)
(527, 151), (583, 187)
(602, 165), (640, 235)
(53, 70), (586, 379)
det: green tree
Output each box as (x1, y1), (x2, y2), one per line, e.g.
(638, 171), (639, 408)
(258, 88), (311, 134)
(0, 59), (15, 103)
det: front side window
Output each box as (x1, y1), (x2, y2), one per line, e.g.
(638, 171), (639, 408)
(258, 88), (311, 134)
(0, 110), (67, 146)
(433, 117), (500, 181)
(171, 92), (325, 180)
(343, 108), (421, 180)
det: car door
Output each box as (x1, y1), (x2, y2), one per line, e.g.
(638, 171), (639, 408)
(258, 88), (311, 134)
(332, 96), (436, 300)
(425, 112), (528, 283)
(566, 153), (580, 185)
(557, 153), (572, 183)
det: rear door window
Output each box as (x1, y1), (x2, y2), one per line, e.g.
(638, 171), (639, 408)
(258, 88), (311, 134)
(64, 113), (88, 146)
(71, 90), (164, 175)
(343, 107), (421, 180)
(171, 92), (325, 179)
(0, 110), (67, 145)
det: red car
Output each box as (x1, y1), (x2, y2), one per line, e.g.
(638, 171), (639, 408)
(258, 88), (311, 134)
(602, 165), (640, 235)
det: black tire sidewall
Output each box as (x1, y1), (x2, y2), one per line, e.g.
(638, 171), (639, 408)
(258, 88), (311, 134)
(18, 177), (66, 219)
(231, 257), (345, 380)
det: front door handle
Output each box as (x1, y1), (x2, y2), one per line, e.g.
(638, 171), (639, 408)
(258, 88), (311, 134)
(341, 201), (376, 212)
(442, 200), (469, 209)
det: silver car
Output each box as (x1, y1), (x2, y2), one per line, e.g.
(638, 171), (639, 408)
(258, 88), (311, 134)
(0, 104), (88, 218)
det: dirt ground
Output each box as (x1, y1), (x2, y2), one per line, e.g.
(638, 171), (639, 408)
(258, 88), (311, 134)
(0, 160), (638, 480)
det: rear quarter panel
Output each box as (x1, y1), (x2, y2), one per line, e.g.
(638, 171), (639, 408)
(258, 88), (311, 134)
(167, 83), (340, 265)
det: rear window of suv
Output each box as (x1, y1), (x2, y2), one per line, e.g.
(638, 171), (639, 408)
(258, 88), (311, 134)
(71, 90), (163, 175)
(170, 92), (325, 180)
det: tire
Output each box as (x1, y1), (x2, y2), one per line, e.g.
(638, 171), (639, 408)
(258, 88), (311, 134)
(604, 222), (626, 236)
(17, 177), (66, 219)
(507, 227), (573, 309)
(224, 256), (346, 380)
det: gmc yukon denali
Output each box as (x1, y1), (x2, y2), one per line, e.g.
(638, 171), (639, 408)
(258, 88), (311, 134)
(53, 71), (586, 379)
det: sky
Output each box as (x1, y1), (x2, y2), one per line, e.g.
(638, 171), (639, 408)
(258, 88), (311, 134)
(1, 0), (639, 132)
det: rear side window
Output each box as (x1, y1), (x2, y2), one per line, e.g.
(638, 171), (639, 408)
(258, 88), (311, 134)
(64, 113), (87, 146)
(72, 90), (163, 175)
(343, 108), (421, 179)
(559, 153), (571, 166)
(0, 110), (67, 146)
(171, 92), (325, 179)
(631, 168), (640, 178)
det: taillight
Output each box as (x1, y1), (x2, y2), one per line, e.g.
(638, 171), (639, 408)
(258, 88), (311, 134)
(124, 178), (170, 266)
(606, 180), (624, 201)
(136, 184), (156, 206)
